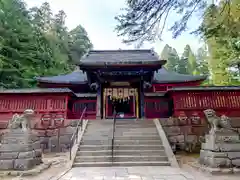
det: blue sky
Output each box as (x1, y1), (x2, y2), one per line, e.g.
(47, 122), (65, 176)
(25, 0), (203, 55)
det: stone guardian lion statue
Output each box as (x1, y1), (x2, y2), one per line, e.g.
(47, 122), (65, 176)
(8, 109), (35, 131)
(203, 109), (232, 134)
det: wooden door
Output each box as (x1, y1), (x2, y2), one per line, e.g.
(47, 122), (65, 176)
(103, 88), (138, 118)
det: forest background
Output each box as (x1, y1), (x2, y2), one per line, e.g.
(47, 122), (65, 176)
(0, 0), (239, 88)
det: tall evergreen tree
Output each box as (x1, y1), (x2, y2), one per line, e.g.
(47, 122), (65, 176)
(177, 57), (188, 74)
(196, 46), (209, 76)
(68, 25), (93, 63)
(176, 45), (197, 74)
(0, 0), (92, 88)
(200, 4), (234, 85)
(161, 44), (179, 72)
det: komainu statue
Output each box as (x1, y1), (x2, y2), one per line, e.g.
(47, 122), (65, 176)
(203, 109), (232, 133)
(8, 109), (35, 131)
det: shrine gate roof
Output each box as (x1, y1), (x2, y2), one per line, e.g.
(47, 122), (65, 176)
(0, 88), (73, 94)
(79, 49), (165, 66)
(36, 68), (207, 84)
(153, 67), (207, 83)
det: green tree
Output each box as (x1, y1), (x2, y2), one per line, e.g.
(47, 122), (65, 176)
(0, 0), (51, 88)
(183, 45), (197, 75)
(0, 0), (92, 88)
(177, 57), (188, 74)
(161, 44), (179, 72)
(176, 45), (197, 74)
(200, 1), (240, 85)
(196, 46), (209, 76)
(160, 44), (171, 61)
(115, 0), (232, 45)
(68, 25), (93, 63)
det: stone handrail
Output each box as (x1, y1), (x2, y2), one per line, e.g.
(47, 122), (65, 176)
(154, 119), (179, 168)
(51, 119), (88, 180)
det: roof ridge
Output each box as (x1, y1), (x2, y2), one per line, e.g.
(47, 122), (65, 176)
(89, 49), (152, 53)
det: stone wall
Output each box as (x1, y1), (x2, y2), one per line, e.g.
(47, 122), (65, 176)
(159, 117), (240, 152)
(35, 126), (75, 153)
(0, 120), (80, 153)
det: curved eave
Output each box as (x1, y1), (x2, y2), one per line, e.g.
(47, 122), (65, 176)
(37, 79), (88, 85)
(36, 71), (88, 85)
(152, 68), (208, 84)
(152, 76), (207, 84)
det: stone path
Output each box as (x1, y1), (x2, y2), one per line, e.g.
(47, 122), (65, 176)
(59, 166), (196, 180)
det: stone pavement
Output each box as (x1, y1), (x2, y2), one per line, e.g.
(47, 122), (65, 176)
(59, 166), (196, 180)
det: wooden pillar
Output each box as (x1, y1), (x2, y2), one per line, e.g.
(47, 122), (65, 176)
(96, 84), (101, 119)
(140, 80), (145, 119)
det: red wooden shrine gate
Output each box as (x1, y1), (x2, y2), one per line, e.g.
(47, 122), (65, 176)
(104, 88), (138, 118)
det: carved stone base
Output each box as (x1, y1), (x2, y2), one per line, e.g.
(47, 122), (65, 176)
(199, 131), (240, 169)
(0, 129), (43, 171)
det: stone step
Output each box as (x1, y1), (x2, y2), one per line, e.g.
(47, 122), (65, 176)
(79, 145), (164, 151)
(85, 128), (158, 132)
(73, 161), (170, 167)
(115, 124), (155, 127)
(115, 127), (157, 132)
(118, 132), (159, 136)
(115, 120), (153, 123)
(75, 155), (168, 162)
(81, 136), (160, 141)
(77, 149), (166, 156)
(114, 135), (160, 140)
(87, 120), (152, 123)
(80, 139), (162, 145)
(83, 133), (159, 137)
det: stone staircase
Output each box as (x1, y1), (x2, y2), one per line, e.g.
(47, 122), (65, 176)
(73, 119), (171, 167)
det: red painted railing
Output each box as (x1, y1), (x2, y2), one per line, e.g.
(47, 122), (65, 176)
(171, 91), (240, 117)
(0, 95), (68, 129)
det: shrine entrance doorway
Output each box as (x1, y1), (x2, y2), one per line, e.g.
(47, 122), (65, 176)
(103, 88), (138, 119)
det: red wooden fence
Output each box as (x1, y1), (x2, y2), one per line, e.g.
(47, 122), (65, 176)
(171, 91), (240, 117)
(0, 96), (67, 113)
(0, 94), (68, 129)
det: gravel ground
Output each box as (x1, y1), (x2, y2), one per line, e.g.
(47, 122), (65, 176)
(176, 152), (240, 180)
(2, 152), (69, 180)
(2, 152), (240, 180)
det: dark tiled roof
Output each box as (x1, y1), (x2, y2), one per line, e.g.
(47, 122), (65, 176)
(0, 88), (73, 94)
(36, 71), (87, 84)
(169, 86), (240, 91)
(74, 93), (97, 97)
(153, 68), (207, 83)
(79, 49), (166, 65)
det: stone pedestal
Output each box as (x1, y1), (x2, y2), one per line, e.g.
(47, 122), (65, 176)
(0, 129), (43, 171)
(199, 130), (240, 169)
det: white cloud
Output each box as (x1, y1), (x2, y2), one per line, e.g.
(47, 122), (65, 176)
(25, 0), (202, 54)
